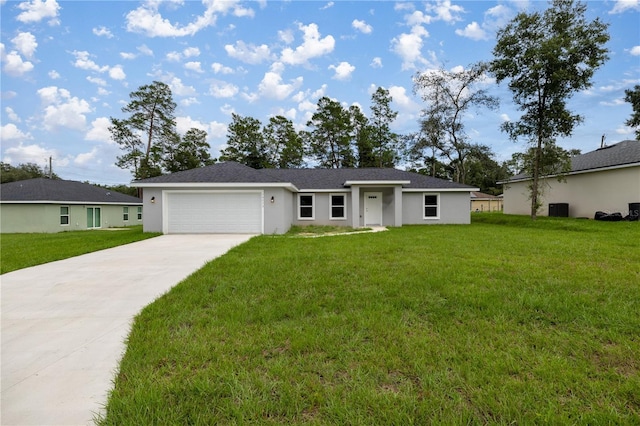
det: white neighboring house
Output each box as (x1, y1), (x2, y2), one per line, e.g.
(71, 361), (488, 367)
(499, 140), (640, 218)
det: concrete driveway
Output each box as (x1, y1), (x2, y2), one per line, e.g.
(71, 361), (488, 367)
(1, 234), (254, 426)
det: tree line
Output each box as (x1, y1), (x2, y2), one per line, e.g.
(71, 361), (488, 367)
(107, 0), (635, 217)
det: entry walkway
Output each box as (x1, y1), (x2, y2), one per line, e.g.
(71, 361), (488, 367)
(1, 234), (254, 426)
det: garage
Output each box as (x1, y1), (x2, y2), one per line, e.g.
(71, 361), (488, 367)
(165, 191), (263, 234)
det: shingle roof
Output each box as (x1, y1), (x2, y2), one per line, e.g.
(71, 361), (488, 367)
(506, 140), (640, 182)
(133, 162), (476, 190)
(471, 191), (501, 199)
(0, 178), (142, 204)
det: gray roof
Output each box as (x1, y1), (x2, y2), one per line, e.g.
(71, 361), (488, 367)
(133, 161), (475, 190)
(507, 140), (640, 182)
(0, 178), (142, 204)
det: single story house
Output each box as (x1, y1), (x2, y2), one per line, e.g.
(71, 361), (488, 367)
(0, 178), (143, 233)
(499, 140), (640, 218)
(470, 192), (503, 212)
(132, 161), (478, 234)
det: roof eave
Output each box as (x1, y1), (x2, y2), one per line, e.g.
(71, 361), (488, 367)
(498, 161), (640, 184)
(132, 181), (300, 192)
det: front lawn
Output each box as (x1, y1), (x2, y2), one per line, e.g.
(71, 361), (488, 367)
(98, 216), (639, 424)
(1, 226), (160, 274)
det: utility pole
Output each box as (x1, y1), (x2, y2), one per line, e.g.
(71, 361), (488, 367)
(49, 156), (53, 179)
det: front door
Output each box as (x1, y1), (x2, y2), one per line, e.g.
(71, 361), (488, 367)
(364, 192), (383, 226)
(87, 207), (101, 229)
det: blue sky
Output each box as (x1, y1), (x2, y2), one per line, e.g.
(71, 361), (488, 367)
(1, 0), (638, 185)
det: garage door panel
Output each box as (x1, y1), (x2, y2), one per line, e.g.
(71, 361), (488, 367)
(167, 192), (262, 234)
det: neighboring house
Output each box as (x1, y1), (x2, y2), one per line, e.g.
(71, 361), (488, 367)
(470, 192), (503, 212)
(0, 178), (143, 233)
(132, 161), (478, 235)
(499, 140), (640, 218)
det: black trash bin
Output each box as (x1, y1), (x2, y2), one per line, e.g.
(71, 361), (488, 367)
(630, 202), (640, 218)
(549, 203), (569, 217)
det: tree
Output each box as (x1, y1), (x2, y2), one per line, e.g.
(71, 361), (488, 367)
(164, 128), (215, 173)
(263, 116), (305, 168)
(491, 0), (609, 219)
(350, 105), (375, 168)
(624, 85), (640, 140)
(110, 81), (178, 179)
(369, 87), (400, 167)
(413, 62), (498, 184)
(464, 145), (511, 195)
(219, 114), (268, 169)
(1, 162), (59, 183)
(307, 97), (355, 168)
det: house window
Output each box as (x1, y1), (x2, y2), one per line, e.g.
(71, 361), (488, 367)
(137, 206), (142, 221)
(424, 194), (439, 219)
(123, 207), (129, 221)
(298, 194), (315, 220)
(60, 206), (69, 225)
(330, 194), (346, 220)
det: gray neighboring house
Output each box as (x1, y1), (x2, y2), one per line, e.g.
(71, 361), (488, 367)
(133, 161), (478, 235)
(500, 140), (640, 218)
(0, 178), (143, 233)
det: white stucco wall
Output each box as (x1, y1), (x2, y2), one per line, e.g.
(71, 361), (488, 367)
(503, 166), (640, 217)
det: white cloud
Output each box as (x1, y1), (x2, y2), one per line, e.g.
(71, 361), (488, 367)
(352, 19), (372, 34)
(16, 0), (60, 24)
(225, 41), (272, 64)
(1, 43), (34, 76)
(321, 2), (334, 10)
(500, 113), (510, 122)
(183, 47), (200, 58)
(370, 57), (382, 68)
(36, 86), (92, 131)
(600, 98), (626, 107)
(425, 0), (465, 23)
(12, 32), (38, 59)
(74, 146), (99, 165)
(181, 97), (200, 107)
(120, 52), (136, 60)
(125, 0), (254, 37)
(387, 85), (420, 111)
(176, 116), (209, 135)
(87, 76), (107, 86)
(108, 65), (126, 80)
(3, 143), (55, 166)
(610, 0), (640, 14)
(185, 61), (203, 73)
(169, 77), (196, 97)
(630, 46), (640, 56)
(5, 107), (21, 122)
(166, 51), (182, 62)
(278, 29), (294, 44)
(138, 44), (154, 56)
(455, 21), (489, 41)
(257, 70), (303, 100)
(93, 26), (113, 38)
(1, 123), (31, 141)
(48, 69), (60, 79)
(280, 22), (335, 66)
(71, 50), (108, 72)
(391, 25), (430, 71)
(406, 10), (432, 26)
(208, 120), (228, 139)
(329, 61), (355, 80)
(209, 81), (239, 98)
(211, 62), (234, 74)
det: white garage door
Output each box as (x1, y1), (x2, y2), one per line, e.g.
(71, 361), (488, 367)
(166, 192), (262, 234)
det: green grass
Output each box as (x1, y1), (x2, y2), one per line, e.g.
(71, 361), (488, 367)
(1, 226), (160, 274)
(286, 225), (369, 236)
(98, 216), (640, 425)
